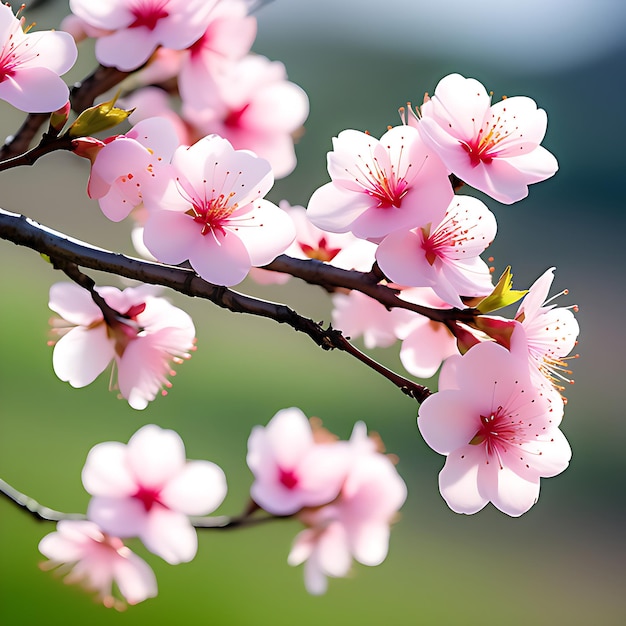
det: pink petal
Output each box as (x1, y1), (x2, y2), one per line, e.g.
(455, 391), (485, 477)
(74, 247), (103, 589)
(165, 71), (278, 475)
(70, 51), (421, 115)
(351, 522), (390, 566)
(188, 229), (251, 286)
(18, 30), (77, 74)
(418, 391), (482, 454)
(87, 496), (147, 538)
(49, 282), (102, 326)
(317, 522), (352, 577)
(306, 182), (375, 233)
(243, 80), (309, 133)
(232, 199), (295, 266)
(140, 506), (198, 564)
(0, 67), (70, 113)
(126, 425), (187, 489)
(400, 319), (457, 378)
(478, 461), (540, 517)
(159, 460), (227, 515)
(82, 441), (136, 496)
(142, 209), (202, 265)
(52, 325), (114, 387)
(376, 229), (434, 287)
(112, 552), (158, 605)
(95, 29), (160, 71)
(438, 445), (489, 514)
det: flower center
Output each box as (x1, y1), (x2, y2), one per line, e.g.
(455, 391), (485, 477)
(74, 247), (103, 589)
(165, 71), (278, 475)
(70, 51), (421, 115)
(420, 213), (471, 265)
(0, 20), (28, 82)
(278, 467), (299, 490)
(133, 485), (163, 512)
(460, 112), (514, 167)
(107, 302), (146, 357)
(299, 236), (341, 262)
(348, 140), (411, 209)
(470, 406), (524, 464)
(129, 1), (170, 31)
(224, 104), (250, 129)
(186, 192), (239, 238)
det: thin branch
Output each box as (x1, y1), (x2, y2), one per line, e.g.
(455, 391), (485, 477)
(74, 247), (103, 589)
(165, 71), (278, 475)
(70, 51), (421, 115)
(0, 208), (430, 400)
(0, 477), (286, 530)
(0, 133), (75, 172)
(0, 478), (86, 523)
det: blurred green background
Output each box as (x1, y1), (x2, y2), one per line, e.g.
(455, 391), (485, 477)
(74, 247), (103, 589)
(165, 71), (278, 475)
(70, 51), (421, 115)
(1, 1), (624, 624)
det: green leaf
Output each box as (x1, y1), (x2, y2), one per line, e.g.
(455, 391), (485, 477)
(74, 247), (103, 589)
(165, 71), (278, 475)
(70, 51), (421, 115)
(475, 266), (527, 314)
(68, 93), (134, 138)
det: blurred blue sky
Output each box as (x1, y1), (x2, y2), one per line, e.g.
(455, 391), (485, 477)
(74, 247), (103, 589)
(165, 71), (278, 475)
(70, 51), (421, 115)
(256, 0), (626, 71)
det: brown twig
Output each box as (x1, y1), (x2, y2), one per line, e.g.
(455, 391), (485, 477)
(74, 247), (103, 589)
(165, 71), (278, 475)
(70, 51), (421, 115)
(0, 477), (287, 530)
(0, 208), (431, 401)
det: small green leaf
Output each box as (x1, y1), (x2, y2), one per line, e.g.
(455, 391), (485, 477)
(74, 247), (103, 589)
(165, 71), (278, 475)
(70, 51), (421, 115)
(68, 93), (134, 138)
(475, 266), (527, 314)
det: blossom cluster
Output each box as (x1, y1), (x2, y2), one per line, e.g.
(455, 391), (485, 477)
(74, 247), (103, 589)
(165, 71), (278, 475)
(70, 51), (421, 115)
(39, 411), (405, 605)
(248, 408), (407, 594)
(40, 424), (227, 608)
(0, 0), (582, 614)
(48, 282), (196, 410)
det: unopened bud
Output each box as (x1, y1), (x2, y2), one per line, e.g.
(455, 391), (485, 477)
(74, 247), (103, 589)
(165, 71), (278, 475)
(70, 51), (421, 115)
(48, 101), (71, 136)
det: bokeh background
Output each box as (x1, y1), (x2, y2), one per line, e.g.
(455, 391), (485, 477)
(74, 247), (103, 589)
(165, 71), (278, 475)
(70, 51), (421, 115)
(1, 1), (624, 624)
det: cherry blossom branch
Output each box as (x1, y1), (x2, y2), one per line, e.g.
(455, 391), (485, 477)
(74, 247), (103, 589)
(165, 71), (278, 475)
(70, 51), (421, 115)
(0, 208), (431, 401)
(0, 133), (75, 172)
(0, 478), (86, 523)
(0, 477), (286, 530)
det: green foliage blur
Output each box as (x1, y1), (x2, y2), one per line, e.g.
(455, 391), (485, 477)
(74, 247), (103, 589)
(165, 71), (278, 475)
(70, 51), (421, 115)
(1, 1), (624, 624)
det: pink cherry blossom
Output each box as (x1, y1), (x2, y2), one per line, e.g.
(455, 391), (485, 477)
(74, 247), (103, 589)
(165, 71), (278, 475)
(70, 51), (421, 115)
(182, 54), (309, 178)
(48, 282), (195, 410)
(331, 289), (415, 350)
(39, 520), (157, 609)
(0, 4), (77, 112)
(249, 200), (377, 285)
(418, 338), (571, 517)
(83, 424), (227, 564)
(246, 407), (351, 516)
(288, 423), (407, 595)
(306, 125), (452, 240)
(142, 134), (296, 286)
(418, 73), (558, 204)
(396, 288), (460, 378)
(376, 195), (497, 308)
(87, 117), (180, 222)
(515, 267), (579, 394)
(69, 0), (219, 71)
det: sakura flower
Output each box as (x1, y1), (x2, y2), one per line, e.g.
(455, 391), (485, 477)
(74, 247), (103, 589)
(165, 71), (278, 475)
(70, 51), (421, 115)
(83, 424), (227, 564)
(39, 520), (157, 609)
(396, 288), (459, 379)
(249, 200), (377, 284)
(331, 289), (415, 350)
(69, 0), (219, 71)
(142, 134), (296, 286)
(515, 267), (579, 394)
(246, 407), (351, 516)
(288, 423), (407, 595)
(0, 4), (77, 112)
(418, 338), (571, 517)
(49, 282), (195, 410)
(307, 125), (452, 240)
(87, 117), (180, 222)
(376, 195), (497, 308)
(418, 73), (558, 204)
(183, 54), (309, 178)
